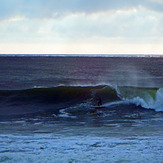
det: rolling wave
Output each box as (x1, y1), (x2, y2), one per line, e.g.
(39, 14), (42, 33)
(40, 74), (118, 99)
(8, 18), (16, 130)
(116, 86), (163, 112)
(0, 85), (162, 119)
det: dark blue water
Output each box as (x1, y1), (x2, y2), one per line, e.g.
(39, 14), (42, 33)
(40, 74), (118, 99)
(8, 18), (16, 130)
(0, 56), (163, 116)
(0, 56), (163, 90)
(0, 56), (163, 162)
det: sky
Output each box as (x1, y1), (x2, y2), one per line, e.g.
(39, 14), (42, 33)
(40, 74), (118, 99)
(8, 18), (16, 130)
(0, 0), (162, 55)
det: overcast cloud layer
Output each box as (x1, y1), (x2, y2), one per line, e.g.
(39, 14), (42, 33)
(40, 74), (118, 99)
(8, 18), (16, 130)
(0, 0), (163, 19)
(0, 0), (162, 54)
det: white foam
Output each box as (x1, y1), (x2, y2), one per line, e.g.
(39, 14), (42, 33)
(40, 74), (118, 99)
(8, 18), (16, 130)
(125, 88), (163, 112)
(103, 100), (128, 107)
(57, 109), (77, 119)
(115, 86), (163, 112)
(0, 134), (162, 163)
(153, 88), (163, 111)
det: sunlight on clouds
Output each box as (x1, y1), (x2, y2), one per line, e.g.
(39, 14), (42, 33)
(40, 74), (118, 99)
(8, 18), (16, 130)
(0, 7), (162, 41)
(7, 16), (25, 22)
(0, 1), (162, 54)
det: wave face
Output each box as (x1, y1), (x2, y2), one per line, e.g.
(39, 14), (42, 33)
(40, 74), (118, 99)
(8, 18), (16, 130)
(0, 86), (119, 116)
(0, 85), (162, 120)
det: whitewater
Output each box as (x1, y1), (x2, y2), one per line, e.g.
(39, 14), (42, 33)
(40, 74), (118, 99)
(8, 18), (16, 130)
(0, 56), (163, 162)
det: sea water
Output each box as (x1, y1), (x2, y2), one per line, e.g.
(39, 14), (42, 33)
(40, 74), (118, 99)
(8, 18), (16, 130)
(0, 56), (163, 163)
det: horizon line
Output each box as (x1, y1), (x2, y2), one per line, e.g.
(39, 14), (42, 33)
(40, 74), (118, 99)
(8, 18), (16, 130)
(0, 54), (163, 57)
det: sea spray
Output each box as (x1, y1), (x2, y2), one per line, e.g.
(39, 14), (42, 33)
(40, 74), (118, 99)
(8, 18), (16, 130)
(153, 88), (163, 111)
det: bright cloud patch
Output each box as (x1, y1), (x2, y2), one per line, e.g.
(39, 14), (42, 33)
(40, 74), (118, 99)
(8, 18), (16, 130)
(0, 7), (162, 42)
(0, 0), (162, 54)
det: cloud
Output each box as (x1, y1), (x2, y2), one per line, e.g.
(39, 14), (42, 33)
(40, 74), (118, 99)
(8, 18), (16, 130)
(0, 0), (162, 20)
(0, 7), (162, 44)
(0, 0), (162, 55)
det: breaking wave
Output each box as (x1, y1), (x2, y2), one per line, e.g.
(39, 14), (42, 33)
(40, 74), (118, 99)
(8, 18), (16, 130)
(116, 86), (163, 112)
(0, 85), (162, 119)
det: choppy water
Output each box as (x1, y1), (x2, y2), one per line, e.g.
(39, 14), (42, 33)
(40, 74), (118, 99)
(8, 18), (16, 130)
(0, 56), (163, 162)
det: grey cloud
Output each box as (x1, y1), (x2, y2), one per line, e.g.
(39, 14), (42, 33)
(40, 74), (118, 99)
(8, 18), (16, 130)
(0, 0), (162, 20)
(144, 0), (163, 12)
(35, 0), (163, 14)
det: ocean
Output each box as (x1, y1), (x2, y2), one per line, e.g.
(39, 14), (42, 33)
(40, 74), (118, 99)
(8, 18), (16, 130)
(0, 55), (163, 163)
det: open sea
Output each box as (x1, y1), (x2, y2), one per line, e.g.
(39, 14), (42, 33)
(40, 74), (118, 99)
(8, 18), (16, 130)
(0, 55), (163, 163)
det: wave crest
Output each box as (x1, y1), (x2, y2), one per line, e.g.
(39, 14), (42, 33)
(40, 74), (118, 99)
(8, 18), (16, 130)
(0, 85), (162, 118)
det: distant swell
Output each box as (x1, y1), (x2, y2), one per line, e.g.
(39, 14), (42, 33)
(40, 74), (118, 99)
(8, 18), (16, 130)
(0, 85), (162, 119)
